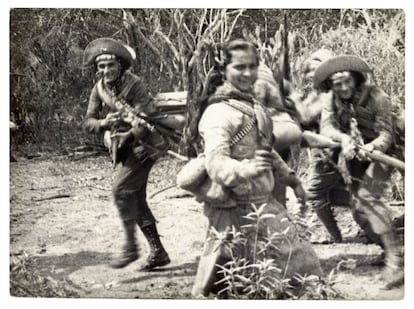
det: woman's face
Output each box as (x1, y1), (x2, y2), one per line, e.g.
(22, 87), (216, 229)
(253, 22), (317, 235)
(330, 71), (356, 101)
(225, 49), (258, 92)
(97, 59), (121, 84)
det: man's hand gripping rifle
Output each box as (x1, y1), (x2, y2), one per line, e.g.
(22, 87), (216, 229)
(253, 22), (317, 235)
(302, 130), (405, 172)
(103, 98), (157, 167)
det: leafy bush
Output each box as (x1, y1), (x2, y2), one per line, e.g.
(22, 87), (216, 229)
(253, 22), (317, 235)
(10, 252), (79, 297)
(212, 204), (341, 299)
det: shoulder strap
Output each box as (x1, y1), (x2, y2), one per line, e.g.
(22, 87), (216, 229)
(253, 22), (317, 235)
(96, 80), (116, 109)
(223, 99), (255, 117)
(96, 76), (137, 109)
(206, 96), (257, 146)
(208, 95), (255, 117)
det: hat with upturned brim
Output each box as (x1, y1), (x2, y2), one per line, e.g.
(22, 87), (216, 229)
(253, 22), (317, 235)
(313, 55), (371, 88)
(83, 38), (135, 69)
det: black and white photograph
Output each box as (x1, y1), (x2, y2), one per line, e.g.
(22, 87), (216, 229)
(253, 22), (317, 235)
(6, 3), (408, 302)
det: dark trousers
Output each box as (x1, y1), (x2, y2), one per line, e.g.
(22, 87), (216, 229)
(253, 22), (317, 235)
(112, 149), (156, 228)
(306, 149), (351, 207)
(307, 149), (394, 244)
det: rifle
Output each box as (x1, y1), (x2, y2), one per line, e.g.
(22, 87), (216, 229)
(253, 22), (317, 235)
(106, 92), (185, 167)
(301, 130), (405, 172)
(356, 145), (405, 172)
(279, 13), (290, 95)
(302, 130), (341, 149)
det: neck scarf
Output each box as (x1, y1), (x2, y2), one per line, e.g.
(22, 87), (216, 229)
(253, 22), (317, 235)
(208, 82), (273, 144)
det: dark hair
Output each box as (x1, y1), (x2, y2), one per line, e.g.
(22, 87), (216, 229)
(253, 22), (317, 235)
(182, 39), (259, 155)
(321, 70), (366, 91)
(222, 39), (259, 68)
(205, 39), (259, 97)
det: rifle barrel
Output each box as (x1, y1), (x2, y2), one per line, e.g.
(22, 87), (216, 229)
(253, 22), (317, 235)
(301, 131), (405, 171)
(167, 150), (190, 162)
(358, 146), (405, 172)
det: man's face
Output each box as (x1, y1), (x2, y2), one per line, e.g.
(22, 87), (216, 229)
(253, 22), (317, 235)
(330, 71), (356, 101)
(303, 61), (321, 93)
(305, 61), (320, 81)
(97, 59), (121, 84)
(225, 49), (258, 92)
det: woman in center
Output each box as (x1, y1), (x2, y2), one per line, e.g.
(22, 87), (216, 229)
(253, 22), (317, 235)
(191, 40), (322, 298)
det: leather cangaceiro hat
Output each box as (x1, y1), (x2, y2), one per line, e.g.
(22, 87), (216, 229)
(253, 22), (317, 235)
(313, 55), (372, 88)
(82, 38), (135, 69)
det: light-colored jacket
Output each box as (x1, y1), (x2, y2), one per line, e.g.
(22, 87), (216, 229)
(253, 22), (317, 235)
(199, 83), (296, 204)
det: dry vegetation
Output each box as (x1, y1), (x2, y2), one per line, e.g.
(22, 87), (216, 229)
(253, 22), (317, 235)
(9, 9), (405, 299)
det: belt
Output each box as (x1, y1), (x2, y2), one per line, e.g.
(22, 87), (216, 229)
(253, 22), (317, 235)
(233, 194), (270, 206)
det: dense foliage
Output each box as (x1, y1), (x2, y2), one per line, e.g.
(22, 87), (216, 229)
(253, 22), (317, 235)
(9, 8), (405, 151)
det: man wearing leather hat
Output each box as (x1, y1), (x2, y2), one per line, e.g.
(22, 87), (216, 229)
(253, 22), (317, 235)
(297, 49), (354, 244)
(311, 55), (404, 289)
(82, 38), (171, 270)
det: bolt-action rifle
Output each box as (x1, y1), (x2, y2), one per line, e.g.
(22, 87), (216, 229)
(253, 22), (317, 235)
(107, 93), (185, 166)
(301, 130), (405, 172)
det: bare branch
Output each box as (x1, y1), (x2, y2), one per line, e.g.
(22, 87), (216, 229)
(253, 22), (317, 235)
(227, 9), (245, 39)
(96, 8), (134, 27)
(182, 22), (196, 49)
(154, 29), (181, 61)
(196, 9), (208, 42)
(123, 10), (173, 77)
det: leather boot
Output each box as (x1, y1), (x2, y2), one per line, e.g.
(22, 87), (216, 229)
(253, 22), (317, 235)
(381, 232), (404, 290)
(140, 223), (170, 271)
(110, 220), (139, 268)
(315, 204), (343, 243)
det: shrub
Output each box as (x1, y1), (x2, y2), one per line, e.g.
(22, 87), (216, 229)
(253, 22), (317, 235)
(213, 204), (341, 299)
(10, 252), (79, 297)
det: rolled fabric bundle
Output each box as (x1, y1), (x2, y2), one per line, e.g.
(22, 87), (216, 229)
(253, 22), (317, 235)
(176, 155), (208, 191)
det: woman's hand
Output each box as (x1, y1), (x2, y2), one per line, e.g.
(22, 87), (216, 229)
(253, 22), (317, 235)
(237, 159), (272, 179)
(237, 149), (273, 180)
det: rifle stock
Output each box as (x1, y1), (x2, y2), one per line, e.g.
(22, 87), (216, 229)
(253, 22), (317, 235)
(111, 135), (119, 169)
(302, 130), (341, 148)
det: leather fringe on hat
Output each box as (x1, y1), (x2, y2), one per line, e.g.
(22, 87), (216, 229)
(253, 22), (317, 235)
(313, 55), (371, 89)
(83, 38), (135, 69)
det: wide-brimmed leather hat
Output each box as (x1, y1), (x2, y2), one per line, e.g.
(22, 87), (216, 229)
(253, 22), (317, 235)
(82, 38), (135, 68)
(313, 55), (371, 88)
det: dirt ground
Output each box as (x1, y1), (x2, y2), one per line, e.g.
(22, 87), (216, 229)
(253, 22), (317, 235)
(9, 153), (405, 300)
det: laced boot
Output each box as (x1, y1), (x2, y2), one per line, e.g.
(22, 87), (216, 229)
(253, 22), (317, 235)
(110, 220), (139, 269)
(315, 204), (343, 243)
(140, 223), (170, 271)
(381, 232), (404, 290)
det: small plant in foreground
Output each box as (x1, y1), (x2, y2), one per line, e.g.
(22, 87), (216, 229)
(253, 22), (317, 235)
(10, 251), (79, 297)
(214, 203), (341, 299)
